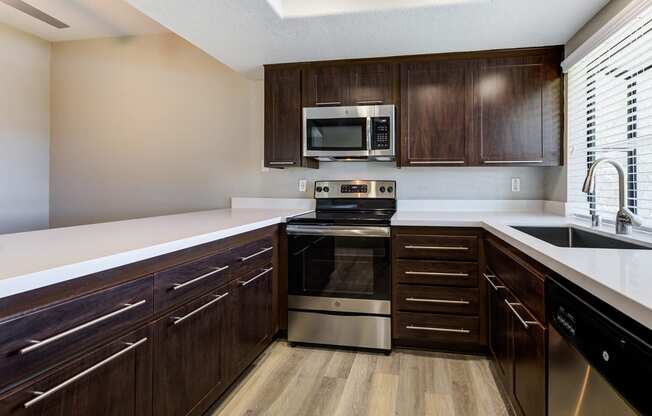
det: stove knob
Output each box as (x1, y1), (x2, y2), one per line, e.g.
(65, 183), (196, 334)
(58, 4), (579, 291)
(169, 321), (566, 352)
(379, 186), (386, 193)
(323, 186), (330, 193)
(387, 186), (394, 193)
(316, 186), (323, 193)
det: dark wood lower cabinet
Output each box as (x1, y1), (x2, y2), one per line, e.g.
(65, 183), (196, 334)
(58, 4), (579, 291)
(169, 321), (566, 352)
(0, 326), (152, 416)
(153, 286), (230, 416)
(485, 236), (547, 416)
(513, 311), (547, 416)
(235, 266), (274, 369)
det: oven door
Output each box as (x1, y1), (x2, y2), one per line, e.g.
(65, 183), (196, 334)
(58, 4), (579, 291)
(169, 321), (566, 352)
(287, 225), (391, 314)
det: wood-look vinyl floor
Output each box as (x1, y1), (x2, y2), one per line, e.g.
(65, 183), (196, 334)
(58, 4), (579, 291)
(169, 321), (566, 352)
(209, 341), (510, 416)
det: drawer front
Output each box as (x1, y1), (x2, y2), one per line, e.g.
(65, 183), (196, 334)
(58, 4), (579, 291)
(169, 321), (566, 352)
(395, 260), (478, 287)
(231, 238), (274, 277)
(485, 237), (545, 322)
(395, 312), (480, 344)
(0, 326), (151, 415)
(0, 276), (153, 392)
(395, 234), (478, 260)
(155, 250), (232, 313)
(396, 285), (479, 315)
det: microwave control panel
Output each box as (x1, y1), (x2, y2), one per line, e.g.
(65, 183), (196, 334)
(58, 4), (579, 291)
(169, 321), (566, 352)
(371, 117), (391, 150)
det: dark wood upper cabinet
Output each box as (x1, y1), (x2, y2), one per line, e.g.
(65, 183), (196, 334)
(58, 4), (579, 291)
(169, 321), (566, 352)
(400, 60), (472, 166)
(473, 51), (563, 166)
(303, 65), (350, 106)
(349, 63), (397, 105)
(264, 66), (317, 169)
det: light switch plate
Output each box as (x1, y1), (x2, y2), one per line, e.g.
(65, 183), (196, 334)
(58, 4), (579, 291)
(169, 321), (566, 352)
(299, 179), (307, 192)
(511, 177), (521, 192)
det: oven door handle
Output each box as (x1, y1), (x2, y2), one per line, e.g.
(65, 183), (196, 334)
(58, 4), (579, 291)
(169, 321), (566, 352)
(286, 225), (390, 238)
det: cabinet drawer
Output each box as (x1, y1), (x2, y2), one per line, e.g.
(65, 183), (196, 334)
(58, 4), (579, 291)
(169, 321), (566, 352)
(0, 326), (152, 415)
(154, 250), (232, 313)
(485, 237), (545, 322)
(396, 285), (479, 315)
(394, 260), (478, 287)
(395, 312), (480, 344)
(0, 276), (153, 392)
(231, 238), (274, 277)
(395, 233), (478, 260)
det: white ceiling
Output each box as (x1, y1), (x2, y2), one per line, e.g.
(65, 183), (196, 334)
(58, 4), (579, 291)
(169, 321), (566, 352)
(0, 0), (167, 41)
(126, 0), (608, 80)
(267, 0), (492, 19)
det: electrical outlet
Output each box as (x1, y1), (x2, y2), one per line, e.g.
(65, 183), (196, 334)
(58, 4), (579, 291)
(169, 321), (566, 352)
(298, 179), (307, 192)
(511, 177), (521, 192)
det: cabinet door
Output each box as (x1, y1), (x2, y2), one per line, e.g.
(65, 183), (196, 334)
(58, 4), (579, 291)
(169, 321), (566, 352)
(235, 267), (273, 368)
(265, 67), (313, 168)
(401, 60), (472, 166)
(304, 65), (349, 106)
(0, 327), (151, 416)
(475, 52), (562, 166)
(350, 63), (396, 105)
(489, 280), (514, 393)
(153, 287), (229, 416)
(511, 303), (547, 416)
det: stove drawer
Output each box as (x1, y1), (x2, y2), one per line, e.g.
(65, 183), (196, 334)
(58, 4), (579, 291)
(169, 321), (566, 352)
(396, 285), (479, 315)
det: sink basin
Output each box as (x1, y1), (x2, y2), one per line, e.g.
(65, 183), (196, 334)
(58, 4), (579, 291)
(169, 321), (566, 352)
(511, 226), (652, 250)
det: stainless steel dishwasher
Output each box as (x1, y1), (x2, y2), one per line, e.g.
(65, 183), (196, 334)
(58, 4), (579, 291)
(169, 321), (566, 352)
(547, 277), (651, 415)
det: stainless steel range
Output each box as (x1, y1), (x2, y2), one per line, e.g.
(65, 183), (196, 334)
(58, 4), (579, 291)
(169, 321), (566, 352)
(286, 180), (395, 351)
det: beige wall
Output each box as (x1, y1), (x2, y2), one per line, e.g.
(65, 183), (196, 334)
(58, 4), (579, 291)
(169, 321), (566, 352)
(51, 32), (547, 228)
(50, 33), (262, 227)
(0, 24), (50, 233)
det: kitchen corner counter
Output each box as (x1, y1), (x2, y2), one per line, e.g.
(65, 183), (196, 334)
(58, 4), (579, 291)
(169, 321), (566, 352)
(392, 210), (652, 330)
(0, 208), (310, 300)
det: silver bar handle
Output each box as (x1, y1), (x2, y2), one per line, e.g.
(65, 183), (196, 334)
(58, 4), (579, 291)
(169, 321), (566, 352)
(405, 297), (470, 305)
(483, 160), (543, 164)
(171, 292), (230, 325)
(504, 300), (541, 329)
(240, 246), (273, 262)
(356, 100), (383, 104)
(240, 267), (273, 287)
(172, 266), (229, 291)
(405, 271), (469, 277)
(404, 245), (469, 251)
(406, 325), (470, 334)
(23, 337), (148, 408)
(483, 272), (505, 291)
(286, 225), (390, 238)
(315, 101), (341, 106)
(20, 300), (147, 355)
(409, 160), (465, 165)
(268, 161), (296, 166)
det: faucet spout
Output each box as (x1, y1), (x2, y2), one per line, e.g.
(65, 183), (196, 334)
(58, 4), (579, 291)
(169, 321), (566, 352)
(582, 158), (643, 234)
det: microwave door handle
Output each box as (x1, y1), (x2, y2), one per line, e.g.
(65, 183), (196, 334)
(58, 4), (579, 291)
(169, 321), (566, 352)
(367, 117), (372, 151)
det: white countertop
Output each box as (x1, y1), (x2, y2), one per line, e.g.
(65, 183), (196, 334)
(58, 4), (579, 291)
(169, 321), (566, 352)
(392, 210), (652, 330)
(0, 208), (309, 300)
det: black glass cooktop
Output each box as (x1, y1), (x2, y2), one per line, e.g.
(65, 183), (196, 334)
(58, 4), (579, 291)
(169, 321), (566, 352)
(287, 210), (395, 226)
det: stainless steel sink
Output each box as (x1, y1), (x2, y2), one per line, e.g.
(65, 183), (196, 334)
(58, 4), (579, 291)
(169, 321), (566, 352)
(511, 226), (652, 250)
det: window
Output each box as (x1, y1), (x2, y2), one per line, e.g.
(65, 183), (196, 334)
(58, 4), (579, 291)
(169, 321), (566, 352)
(567, 6), (652, 225)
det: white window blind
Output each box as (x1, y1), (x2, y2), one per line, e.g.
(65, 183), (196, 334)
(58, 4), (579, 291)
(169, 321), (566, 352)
(567, 5), (652, 226)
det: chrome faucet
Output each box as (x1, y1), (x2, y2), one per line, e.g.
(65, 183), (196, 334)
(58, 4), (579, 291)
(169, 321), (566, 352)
(582, 158), (643, 234)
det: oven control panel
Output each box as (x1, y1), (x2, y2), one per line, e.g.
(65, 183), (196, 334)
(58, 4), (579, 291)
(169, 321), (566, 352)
(314, 180), (396, 199)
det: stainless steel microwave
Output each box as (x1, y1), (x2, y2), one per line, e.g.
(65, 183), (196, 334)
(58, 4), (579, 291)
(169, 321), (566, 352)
(302, 105), (395, 161)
